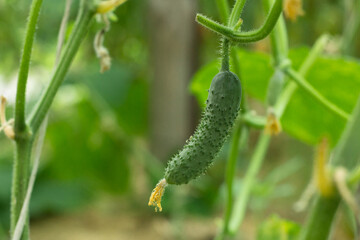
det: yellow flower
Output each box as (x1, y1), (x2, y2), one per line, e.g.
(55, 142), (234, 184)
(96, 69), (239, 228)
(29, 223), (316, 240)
(148, 179), (167, 212)
(265, 110), (282, 136)
(314, 138), (334, 197)
(284, 0), (305, 21)
(97, 0), (127, 14)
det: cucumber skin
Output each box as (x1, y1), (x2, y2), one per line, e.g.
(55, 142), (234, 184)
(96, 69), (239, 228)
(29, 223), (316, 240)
(165, 71), (242, 185)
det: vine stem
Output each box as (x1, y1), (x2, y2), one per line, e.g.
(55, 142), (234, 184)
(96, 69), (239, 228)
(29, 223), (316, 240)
(228, 132), (271, 235)
(196, 0), (283, 43)
(11, 0), (44, 239)
(218, 124), (248, 239)
(10, 139), (33, 239)
(216, 0), (230, 24)
(10, 1), (96, 239)
(28, 1), (95, 133)
(14, 0), (43, 135)
(228, 0), (247, 27)
(12, 117), (48, 240)
(221, 38), (230, 71)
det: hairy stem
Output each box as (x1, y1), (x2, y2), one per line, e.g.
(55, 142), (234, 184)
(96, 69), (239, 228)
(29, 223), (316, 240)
(14, 0), (43, 135)
(10, 139), (33, 239)
(228, 0), (247, 27)
(28, 1), (95, 133)
(196, 0), (283, 43)
(221, 38), (230, 72)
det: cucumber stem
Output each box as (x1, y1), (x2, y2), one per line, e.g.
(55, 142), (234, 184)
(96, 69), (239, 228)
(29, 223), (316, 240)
(221, 38), (230, 72)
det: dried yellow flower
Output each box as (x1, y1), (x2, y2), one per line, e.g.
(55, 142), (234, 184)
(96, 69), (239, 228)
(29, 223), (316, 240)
(284, 0), (305, 21)
(0, 96), (15, 140)
(314, 138), (334, 197)
(97, 0), (127, 14)
(265, 111), (282, 135)
(148, 178), (167, 212)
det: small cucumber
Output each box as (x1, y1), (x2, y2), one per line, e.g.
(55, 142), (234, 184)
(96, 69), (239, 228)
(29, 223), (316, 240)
(165, 70), (242, 184)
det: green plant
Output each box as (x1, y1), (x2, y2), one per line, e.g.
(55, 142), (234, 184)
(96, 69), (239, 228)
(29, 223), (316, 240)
(0, 0), (128, 239)
(148, 0), (284, 213)
(149, 0), (360, 239)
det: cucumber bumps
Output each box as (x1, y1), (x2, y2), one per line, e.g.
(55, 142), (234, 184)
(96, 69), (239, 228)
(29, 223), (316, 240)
(149, 70), (241, 211)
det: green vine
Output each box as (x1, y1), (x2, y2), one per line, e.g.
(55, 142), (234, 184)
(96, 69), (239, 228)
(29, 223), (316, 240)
(14, 0), (43, 137)
(10, 1), (98, 239)
(196, 0), (283, 43)
(28, 2), (96, 133)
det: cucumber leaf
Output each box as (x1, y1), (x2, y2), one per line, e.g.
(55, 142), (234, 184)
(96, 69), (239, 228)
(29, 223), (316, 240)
(190, 48), (360, 146)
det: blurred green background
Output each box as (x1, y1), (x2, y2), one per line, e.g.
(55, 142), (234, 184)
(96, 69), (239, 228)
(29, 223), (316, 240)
(0, 0), (359, 239)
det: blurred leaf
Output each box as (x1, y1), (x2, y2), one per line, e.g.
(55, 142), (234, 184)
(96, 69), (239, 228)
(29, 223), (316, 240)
(30, 181), (92, 217)
(190, 48), (360, 146)
(44, 87), (131, 194)
(257, 215), (300, 240)
(79, 63), (148, 136)
(0, 167), (11, 204)
(283, 51), (360, 146)
(0, 164), (11, 229)
(249, 158), (301, 210)
(84, 63), (133, 109)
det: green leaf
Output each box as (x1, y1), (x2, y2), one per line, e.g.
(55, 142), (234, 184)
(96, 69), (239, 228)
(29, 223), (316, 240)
(30, 181), (93, 217)
(190, 48), (360, 145)
(257, 215), (300, 240)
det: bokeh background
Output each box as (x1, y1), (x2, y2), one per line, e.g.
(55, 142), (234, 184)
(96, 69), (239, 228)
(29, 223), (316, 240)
(0, 0), (359, 239)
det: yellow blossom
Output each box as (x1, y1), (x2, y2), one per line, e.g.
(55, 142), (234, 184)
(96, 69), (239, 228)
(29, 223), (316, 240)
(97, 0), (127, 14)
(148, 178), (167, 212)
(284, 0), (304, 21)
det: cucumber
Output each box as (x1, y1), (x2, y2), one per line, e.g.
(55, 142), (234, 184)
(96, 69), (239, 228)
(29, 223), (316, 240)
(165, 70), (242, 184)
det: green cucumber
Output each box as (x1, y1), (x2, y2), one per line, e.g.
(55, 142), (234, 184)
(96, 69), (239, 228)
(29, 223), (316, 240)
(165, 70), (242, 185)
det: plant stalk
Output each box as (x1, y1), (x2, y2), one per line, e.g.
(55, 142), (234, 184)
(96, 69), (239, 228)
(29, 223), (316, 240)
(228, 132), (271, 235)
(14, 0), (43, 135)
(228, 0), (247, 27)
(216, 0), (230, 24)
(196, 0), (283, 43)
(11, 0), (43, 238)
(28, 1), (95, 134)
(221, 38), (230, 72)
(298, 196), (341, 240)
(11, 1), (95, 240)
(10, 139), (33, 239)
(217, 124), (248, 239)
